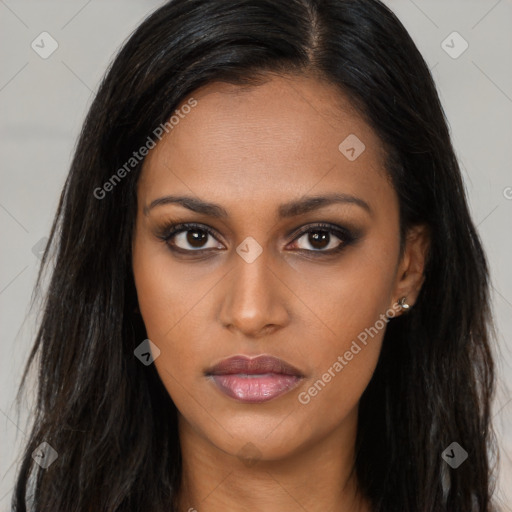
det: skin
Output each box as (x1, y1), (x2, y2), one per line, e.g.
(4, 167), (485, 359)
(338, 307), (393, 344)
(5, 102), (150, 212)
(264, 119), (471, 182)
(132, 73), (430, 512)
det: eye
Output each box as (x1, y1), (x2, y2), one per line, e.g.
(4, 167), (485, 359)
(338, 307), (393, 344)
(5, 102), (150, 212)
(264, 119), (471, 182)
(288, 223), (354, 254)
(159, 223), (224, 252)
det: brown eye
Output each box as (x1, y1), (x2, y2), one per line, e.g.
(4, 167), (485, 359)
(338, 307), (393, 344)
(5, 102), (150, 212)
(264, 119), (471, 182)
(185, 229), (208, 248)
(306, 230), (332, 250)
(170, 228), (223, 251)
(292, 227), (346, 252)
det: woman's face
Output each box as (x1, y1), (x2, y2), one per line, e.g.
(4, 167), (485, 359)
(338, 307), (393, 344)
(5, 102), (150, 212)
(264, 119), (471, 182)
(132, 74), (425, 463)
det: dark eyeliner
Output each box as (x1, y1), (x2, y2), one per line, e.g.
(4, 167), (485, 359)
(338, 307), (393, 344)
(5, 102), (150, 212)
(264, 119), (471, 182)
(155, 221), (217, 243)
(155, 220), (359, 256)
(155, 221), (222, 257)
(288, 222), (359, 256)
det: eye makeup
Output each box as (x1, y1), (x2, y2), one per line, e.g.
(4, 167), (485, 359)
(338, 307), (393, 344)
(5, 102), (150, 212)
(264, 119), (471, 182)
(153, 218), (363, 259)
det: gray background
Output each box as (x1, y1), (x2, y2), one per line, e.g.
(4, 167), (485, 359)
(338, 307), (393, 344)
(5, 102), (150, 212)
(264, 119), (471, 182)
(1, 0), (511, 509)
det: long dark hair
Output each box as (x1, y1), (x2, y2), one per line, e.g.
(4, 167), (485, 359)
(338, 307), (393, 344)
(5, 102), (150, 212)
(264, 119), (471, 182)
(12, 0), (497, 510)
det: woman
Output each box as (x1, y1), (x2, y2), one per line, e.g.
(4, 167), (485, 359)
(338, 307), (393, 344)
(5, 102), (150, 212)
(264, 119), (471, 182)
(12, 0), (498, 510)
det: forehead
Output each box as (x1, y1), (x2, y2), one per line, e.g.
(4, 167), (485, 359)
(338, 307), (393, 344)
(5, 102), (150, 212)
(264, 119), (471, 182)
(139, 74), (392, 216)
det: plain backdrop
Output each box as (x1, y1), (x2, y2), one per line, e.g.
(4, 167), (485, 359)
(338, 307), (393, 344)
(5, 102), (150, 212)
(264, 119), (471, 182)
(1, 0), (511, 510)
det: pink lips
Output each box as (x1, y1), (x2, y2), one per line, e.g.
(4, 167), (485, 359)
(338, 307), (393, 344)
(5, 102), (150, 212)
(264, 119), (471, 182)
(206, 355), (303, 403)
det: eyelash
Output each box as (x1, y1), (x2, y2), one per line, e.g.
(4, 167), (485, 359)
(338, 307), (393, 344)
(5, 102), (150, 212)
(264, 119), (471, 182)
(156, 221), (358, 257)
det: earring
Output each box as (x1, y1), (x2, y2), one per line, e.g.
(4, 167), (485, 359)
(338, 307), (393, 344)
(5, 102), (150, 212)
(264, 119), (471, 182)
(398, 296), (410, 310)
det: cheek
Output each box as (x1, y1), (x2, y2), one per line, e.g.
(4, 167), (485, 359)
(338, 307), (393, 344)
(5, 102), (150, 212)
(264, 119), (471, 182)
(289, 232), (398, 344)
(132, 228), (219, 342)
(290, 236), (398, 413)
(131, 234), (218, 406)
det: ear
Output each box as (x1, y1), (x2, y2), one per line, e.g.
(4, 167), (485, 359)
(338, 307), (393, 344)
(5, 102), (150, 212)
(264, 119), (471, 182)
(391, 224), (430, 314)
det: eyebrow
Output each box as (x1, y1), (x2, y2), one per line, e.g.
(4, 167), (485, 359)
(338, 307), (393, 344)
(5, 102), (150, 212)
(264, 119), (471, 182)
(144, 193), (371, 218)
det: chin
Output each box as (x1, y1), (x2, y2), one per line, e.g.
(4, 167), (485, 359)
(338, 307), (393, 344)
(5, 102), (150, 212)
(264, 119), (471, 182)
(196, 409), (314, 462)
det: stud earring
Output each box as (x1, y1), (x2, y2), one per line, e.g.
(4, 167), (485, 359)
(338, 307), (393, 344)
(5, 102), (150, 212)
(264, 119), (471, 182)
(398, 296), (410, 310)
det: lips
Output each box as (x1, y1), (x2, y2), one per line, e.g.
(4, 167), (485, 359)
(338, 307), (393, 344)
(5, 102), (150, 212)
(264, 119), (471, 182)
(205, 355), (304, 403)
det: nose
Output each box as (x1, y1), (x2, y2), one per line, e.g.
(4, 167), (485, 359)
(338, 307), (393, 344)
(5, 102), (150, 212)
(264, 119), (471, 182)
(218, 249), (290, 339)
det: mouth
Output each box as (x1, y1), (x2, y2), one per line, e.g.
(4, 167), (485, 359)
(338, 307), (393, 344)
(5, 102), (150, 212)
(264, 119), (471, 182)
(205, 355), (304, 403)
